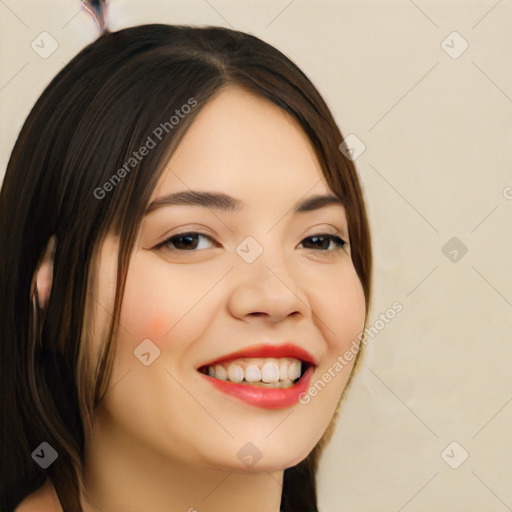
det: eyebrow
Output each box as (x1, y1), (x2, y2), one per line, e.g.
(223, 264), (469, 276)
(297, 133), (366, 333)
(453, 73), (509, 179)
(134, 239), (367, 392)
(145, 190), (345, 215)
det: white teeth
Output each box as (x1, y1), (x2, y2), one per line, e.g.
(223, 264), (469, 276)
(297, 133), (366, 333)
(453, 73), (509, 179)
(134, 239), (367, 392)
(203, 357), (306, 386)
(279, 362), (288, 381)
(261, 361), (280, 383)
(288, 361), (301, 381)
(214, 365), (227, 380)
(244, 365), (262, 383)
(227, 363), (244, 383)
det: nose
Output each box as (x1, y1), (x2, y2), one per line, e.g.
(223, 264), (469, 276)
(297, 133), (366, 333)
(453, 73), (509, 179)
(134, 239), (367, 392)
(227, 243), (308, 325)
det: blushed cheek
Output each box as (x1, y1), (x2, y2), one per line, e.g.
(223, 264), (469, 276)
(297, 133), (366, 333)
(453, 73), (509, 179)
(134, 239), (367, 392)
(119, 297), (169, 345)
(147, 314), (170, 340)
(117, 261), (169, 341)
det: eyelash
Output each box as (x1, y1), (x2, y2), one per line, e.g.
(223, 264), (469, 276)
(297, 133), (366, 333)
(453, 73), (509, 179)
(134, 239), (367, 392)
(155, 231), (346, 253)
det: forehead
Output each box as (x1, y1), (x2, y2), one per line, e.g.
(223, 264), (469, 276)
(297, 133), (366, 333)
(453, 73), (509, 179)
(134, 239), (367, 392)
(151, 86), (333, 203)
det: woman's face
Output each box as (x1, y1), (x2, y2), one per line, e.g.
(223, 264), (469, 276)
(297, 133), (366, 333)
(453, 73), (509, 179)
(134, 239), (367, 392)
(92, 86), (366, 472)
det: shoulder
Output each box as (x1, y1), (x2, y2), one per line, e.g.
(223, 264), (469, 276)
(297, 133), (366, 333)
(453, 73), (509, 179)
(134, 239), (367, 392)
(15, 480), (63, 512)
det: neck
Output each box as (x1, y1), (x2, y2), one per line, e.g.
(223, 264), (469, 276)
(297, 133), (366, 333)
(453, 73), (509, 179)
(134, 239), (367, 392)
(80, 413), (283, 512)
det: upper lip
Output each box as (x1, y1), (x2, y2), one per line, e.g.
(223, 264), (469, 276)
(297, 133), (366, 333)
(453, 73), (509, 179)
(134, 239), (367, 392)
(197, 342), (318, 369)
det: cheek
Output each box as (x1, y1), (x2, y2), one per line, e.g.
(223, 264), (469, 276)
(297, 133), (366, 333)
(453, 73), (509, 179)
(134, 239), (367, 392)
(319, 266), (366, 351)
(119, 275), (173, 345)
(147, 315), (169, 337)
(292, 269), (365, 448)
(117, 253), (214, 351)
(118, 249), (186, 340)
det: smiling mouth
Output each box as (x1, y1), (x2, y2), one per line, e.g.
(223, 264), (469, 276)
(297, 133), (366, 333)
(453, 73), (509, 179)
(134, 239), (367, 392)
(196, 342), (317, 408)
(197, 358), (311, 389)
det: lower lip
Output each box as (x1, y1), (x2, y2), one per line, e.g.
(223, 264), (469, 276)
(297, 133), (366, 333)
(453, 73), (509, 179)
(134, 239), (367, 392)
(199, 365), (314, 409)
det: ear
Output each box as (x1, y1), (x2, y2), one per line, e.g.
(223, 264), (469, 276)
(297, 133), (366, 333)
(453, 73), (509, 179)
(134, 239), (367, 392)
(33, 236), (56, 309)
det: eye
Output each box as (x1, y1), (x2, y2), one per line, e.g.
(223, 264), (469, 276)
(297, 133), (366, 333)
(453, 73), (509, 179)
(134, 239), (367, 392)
(156, 231), (217, 252)
(154, 231), (347, 253)
(299, 234), (346, 251)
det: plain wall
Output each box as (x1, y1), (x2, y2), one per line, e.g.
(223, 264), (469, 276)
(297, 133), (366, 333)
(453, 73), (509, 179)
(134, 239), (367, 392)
(1, 1), (511, 511)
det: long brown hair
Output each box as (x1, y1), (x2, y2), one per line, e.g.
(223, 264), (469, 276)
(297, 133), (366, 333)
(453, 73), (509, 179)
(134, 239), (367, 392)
(0, 24), (372, 511)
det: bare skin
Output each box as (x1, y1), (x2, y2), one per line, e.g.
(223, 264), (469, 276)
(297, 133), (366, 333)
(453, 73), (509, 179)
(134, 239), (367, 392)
(18, 86), (366, 511)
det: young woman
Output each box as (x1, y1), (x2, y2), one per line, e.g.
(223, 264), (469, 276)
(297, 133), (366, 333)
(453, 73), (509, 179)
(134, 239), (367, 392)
(0, 24), (372, 511)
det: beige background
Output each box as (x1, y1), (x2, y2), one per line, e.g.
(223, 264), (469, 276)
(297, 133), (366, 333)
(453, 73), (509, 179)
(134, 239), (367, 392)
(1, 1), (511, 511)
